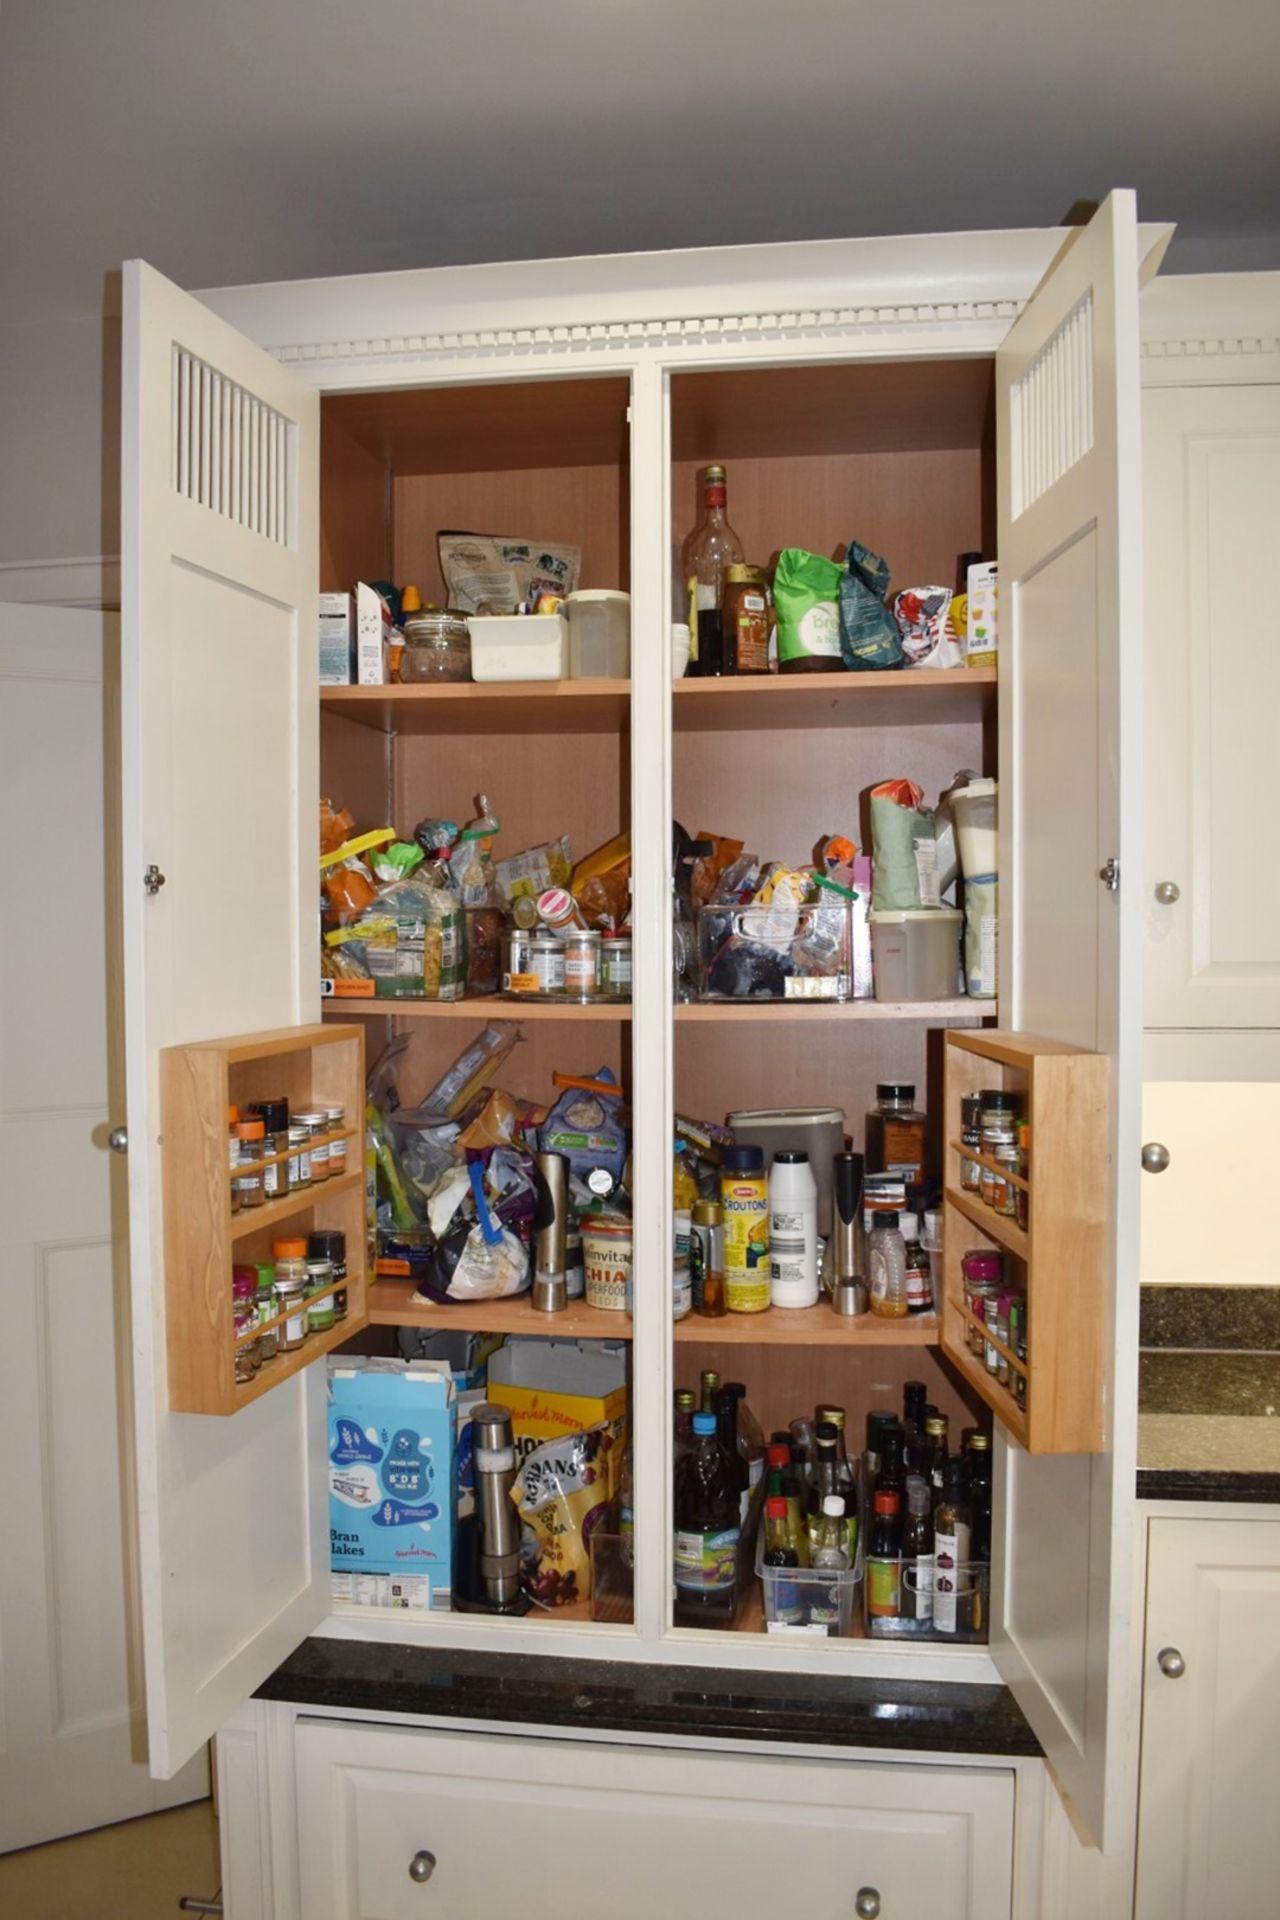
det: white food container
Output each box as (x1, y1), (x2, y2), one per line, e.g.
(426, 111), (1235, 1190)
(870, 907), (964, 1002)
(564, 590), (630, 678)
(952, 778), (998, 879)
(467, 613), (566, 682)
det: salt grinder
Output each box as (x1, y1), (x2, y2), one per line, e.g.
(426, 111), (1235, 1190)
(532, 1150), (568, 1313)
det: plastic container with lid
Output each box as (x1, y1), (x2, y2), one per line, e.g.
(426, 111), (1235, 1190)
(870, 908), (963, 1002)
(467, 612), (565, 682)
(727, 1108), (845, 1240)
(952, 778), (998, 880)
(563, 590), (630, 679)
(400, 609), (471, 683)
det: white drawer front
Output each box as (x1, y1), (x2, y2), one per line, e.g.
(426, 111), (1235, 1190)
(295, 1719), (1014, 1920)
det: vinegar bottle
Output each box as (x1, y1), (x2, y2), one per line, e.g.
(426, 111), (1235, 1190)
(681, 463), (743, 677)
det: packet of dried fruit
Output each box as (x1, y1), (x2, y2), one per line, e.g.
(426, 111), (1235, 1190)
(511, 1421), (622, 1608)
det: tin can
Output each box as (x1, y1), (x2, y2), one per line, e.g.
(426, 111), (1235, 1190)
(582, 1213), (632, 1310)
(563, 928), (601, 997)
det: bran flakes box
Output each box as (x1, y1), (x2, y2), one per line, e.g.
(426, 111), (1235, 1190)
(327, 1358), (455, 1609)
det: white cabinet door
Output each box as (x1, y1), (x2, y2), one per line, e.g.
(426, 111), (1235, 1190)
(994, 191), (1145, 1851)
(121, 261), (324, 1779)
(1144, 383), (1280, 1030)
(295, 1720), (1015, 1920)
(1136, 1516), (1280, 1920)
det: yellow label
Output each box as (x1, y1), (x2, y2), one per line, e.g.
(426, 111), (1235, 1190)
(725, 1272), (771, 1313)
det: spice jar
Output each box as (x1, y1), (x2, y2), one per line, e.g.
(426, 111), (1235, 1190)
(273, 1273), (308, 1352)
(981, 1125), (1017, 1211)
(287, 1123), (311, 1191)
(961, 1248), (1004, 1356)
(865, 1083), (926, 1184)
(305, 1258), (336, 1334)
(229, 1105), (242, 1213)
(599, 931), (632, 998)
(249, 1099), (290, 1202)
(1016, 1124), (1031, 1232)
(563, 927), (601, 998)
(536, 888), (582, 934)
(294, 1109), (330, 1184)
(326, 1105), (347, 1179)
(959, 1094), (983, 1193)
(993, 1137), (1020, 1218)
(528, 934), (565, 995)
(233, 1118), (266, 1208)
(308, 1229), (348, 1322)
(254, 1266), (279, 1362)
(721, 564), (772, 675)
(232, 1267), (261, 1380)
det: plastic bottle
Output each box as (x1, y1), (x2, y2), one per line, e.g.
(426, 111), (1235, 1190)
(673, 1410), (741, 1623)
(719, 1145), (770, 1314)
(767, 1149), (819, 1308)
(867, 1210), (909, 1318)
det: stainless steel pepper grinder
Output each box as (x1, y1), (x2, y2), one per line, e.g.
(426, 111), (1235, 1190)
(470, 1402), (522, 1609)
(832, 1149), (868, 1316)
(532, 1150), (569, 1312)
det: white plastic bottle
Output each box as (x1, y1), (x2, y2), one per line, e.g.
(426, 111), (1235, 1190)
(768, 1150), (819, 1308)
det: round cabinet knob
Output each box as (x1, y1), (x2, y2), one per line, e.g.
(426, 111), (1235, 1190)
(1157, 1647), (1186, 1679)
(408, 1850), (437, 1884)
(1141, 1142), (1171, 1174)
(855, 1891), (882, 1918)
(108, 1126), (129, 1154)
(1154, 881), (1181, 905)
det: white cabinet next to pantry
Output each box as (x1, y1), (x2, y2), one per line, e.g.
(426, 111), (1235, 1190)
(120, 198), (1160, 1853)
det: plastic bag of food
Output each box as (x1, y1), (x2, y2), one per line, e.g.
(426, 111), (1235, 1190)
(495, 835), (572, 904)
(773, 548), (844, 670)
(448, 795), (500, 908)
(839, 542), (903, 671)
(352, 876), (465, 1000)
(413, 1023), (521, 1121)
(437, 531), (581, 616)
(512, 1422), (623, 1607)
(320, 798), (357, 856)
(869, 779), (940, 910)
(539, 1069), (627, 1184)
(572, 831), (631, 932)
(369, 840), (425, 884)
(892, 587), (963, 670)
(690, 833), (745, 911)
(419, 1216), (530, 1304)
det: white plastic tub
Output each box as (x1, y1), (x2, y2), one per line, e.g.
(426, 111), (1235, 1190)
(953, 778), (998, 879)
(870, 907), (963, 1002)
(467, 613), (566, 682)
(564, 590), (630, 678)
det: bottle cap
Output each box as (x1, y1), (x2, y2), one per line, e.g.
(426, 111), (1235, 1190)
(925, 1414), (950, 1437)
(722, 1145), (764, 1173)
(766, 1443), (790, 1470)
(691, 1198), (723, 1225)
(873, 1490), (900, 1515)
(692, 1411), (716, 1436)
(273, 1238), (307, 1260)
(967, 1430), (991, 1453)
(400, 583), (423, 615)
(814, 1421), (838, 1444)
(250, 1099), (289, 1133)
(766, 1496), (788, 1520)
(822, 1495), (845, 1518)
(236, 1118), (265, 1142)
(228, 1105), (240, 1124)
(877, 1083), (916, 1102)
(772, 1149), (810, 1164)
(906, 1476), (932, 1514)
(871, 1210), (899, 1229)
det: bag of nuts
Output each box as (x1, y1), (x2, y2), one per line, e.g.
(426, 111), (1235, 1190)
(511, 1422), (622, 1607)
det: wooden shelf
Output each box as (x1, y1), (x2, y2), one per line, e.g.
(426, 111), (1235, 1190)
(160, 1022), (368, 1415)
(941, 1029), (1107, 1455)
(673, 668), (995, 731)
(676, 998), (991, 1024)
(366, 1278), (631, 1341)
(674, 1305), (938, 1346)
(323, 995), (631, 1022)
(321, 678), (630, 734)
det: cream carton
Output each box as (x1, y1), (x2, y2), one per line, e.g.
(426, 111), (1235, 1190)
(319, 591), (354, 684)
(965, 561), (998, 667)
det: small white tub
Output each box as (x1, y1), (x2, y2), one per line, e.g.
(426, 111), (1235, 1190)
(467, 613), (566, 681)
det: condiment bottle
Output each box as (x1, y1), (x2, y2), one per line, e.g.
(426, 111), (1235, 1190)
(933, 1459), (973, 1634)
(762, 1496), (805, 1626)
(866, 1489), (903, 1619)
(672, 1410), (741, 1625)
(898, 1209), (933, 1314)
(719, 1146), (769, 1313)
(689, 1198), (726, 1318)
(721, 564), (772, 675)
(901, 1475), (935, 1623)
(767, 1150), (818, 1308)
(864, 1083), (926, 1184)
(681, 463), (744, 677)
(867, 1210), (909, 1318)
(326, 1105), (347, 1179)
(809, 1494), (851, 1631)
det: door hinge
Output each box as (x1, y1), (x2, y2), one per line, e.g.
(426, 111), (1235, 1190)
(1099, 857), (1120, 892)
(144, 864), (166, 896)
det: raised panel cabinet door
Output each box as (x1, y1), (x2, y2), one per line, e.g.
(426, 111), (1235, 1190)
(993, 191), (1146, 1852)
(1136, 1516), (1280, 1920)
(1143, 383), (1280, 1030)
(121, 260), (324, 1779)
(294, 1720), (1015, 1920)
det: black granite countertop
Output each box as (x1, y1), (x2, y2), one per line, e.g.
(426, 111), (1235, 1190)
(1138, 1286), (1280, 1504)
(256, 1639), (1041, 1757)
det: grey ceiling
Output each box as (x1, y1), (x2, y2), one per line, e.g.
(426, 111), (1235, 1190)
(2, 0), (1278, 326)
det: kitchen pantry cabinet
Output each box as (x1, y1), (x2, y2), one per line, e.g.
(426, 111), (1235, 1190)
(1134, 1514), (1280, 1920)
(292, 1718), (1016, 1920)
(120, 194), (1156, 1851)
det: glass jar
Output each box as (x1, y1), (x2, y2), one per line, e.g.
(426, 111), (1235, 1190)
(326, 1105), (347, 1179)
(1016, 1123), (1031, 1232)
(981, 1126), (1016, 1210)
(294, 1109), (330, 1184)
(961, 1248), (1004, 1356)
(599, 931), (632, 998)
(721, 564), (772, 675)
(287, 1123), (311, 1191)
(232, 1267), (260, 1379)
(865, 1083), (926, 1184)
(993, 1139), (1020, 1218)
(400, 610), (471, 683)
(229, 1104), (242, 1213)
(562, 928), (601, 998)
(254, 1267), (279, 1362)
(959, 1093), (983, 1192)
(249, 1099), (290, 1202)
(273, 1269), (309, 1352)
(529, 934), (565, 995)
(305, 1258), (336, 1334)
(233, 1118), (266, 1208)
(308, 1229), (348, 1322)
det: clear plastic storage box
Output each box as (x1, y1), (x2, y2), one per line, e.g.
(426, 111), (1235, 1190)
(697, 897), (852, 1001)
(755, 1529), (863, 1636)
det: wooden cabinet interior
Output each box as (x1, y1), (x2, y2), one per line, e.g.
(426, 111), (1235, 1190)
(161, 1023), (368, 1415)
(941, 1030), (1108, 1454)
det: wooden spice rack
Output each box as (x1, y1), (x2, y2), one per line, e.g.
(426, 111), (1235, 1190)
(160, 1023), (367, 1414)
(941, 1030), (1109, 1454)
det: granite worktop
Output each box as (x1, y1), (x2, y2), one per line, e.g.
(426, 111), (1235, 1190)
(1137, 1286), (1280, 1503)
(256, 1639), (1041, 1756)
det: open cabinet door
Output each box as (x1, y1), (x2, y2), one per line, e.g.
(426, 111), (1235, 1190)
(121, 262), (323, 1777)
(992, 193), (1144, 1850)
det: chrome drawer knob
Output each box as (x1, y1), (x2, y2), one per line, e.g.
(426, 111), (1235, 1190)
(108, 1126), (129, 1154)
(408, 1849), (437, 1883)
(1141, 1142), (1171, 1174)
(1154, 880), (1181, 905)
(1157, 1647), (1186, 1679)
(855, 1892), (882, 1918)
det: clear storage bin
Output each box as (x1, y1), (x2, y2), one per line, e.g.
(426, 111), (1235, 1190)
(869, 907), (963, 1002)
(755, 1528), (863, 1636)
(564, 590), (630, 678)
(698, 898), (852, 1001)
(865, 1560), (990, 1641)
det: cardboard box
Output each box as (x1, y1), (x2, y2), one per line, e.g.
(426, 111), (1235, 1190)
(319, 591), (354, 685)
(355, 580), (389, 685)
(327, 1359), (455, 1607)
(965, 561), (998, 665)
(486, 1338), (627, 1464)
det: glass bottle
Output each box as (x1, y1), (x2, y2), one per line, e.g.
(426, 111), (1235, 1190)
(866, 1489), (903, 1619)
(817, 1404), (860, 1562)
(874, 1421), (906, 1501)
(901, 1475), (935, 1624)
(681, 463), (744, 678)
(924, 1413), (950, 1497)
(690, 1199), (726, 1318)
(864, 1409), (897, 1481)
(721, 563), (772, 676)
(933, 1458), (973, 1634)
(809, 1494), (851, 1633)
(959, 1093), (983, 1193)
(867, 1210), (909, 1318)
(864, 1083), (926, 1184)
(714, 1387), (750, 1520)
(233, 1118), (266, 1209)
(699, 1368), (721, 1415)
(762, 1495), (805, 1626)
(965, 1430), (993, 1565)
(722, 1382), (766, 1499)
(673, 1410), (741, 1625)
(806, 1426), (843, 1555)
(254, 1264), (278, 1362)
(902, 1380), (928, 1441)
(673, 1389), (696, 1472)
(673, 1138), (699, 1215)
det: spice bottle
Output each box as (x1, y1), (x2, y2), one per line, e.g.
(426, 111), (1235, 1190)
(305, 1258), (336, 1334)
(254, 1267), (279, 1362)
(308, 1229), (348, 1322)
(898, 1209), (933, 1315)
(326, 1105), (347, 1179)
(233, 1118), (266, 1208)
(228, 1105), (242, 1213)
(864, 1083), (926, 1184)
(294, 1108), (330, 1184)
(249, 1099), (290, 1202)
(959, 1093), (983, 1193)
(868, 1210), (909, 1318)
(767, 1150), (819, 1309)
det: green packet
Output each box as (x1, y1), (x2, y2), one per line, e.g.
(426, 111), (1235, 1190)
(773, 548), (843, 667)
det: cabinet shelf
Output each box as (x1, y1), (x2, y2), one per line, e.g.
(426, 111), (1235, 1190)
(673, 667), (995, 731)
(366, 1278), (629, 1341)
(320, 679), (631, 735)
(674, 1305), (938, 1347)
(941, 1029), (1108, 1454)
(322, 996), (631, 1023)
(675, 999), (991, 1024)
(160, 1023), (367, 1415)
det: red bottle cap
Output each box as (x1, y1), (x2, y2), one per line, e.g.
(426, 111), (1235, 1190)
(766, 1443), (790, 1470)
(766, 1496), (788, 1520)
(873, 1490), (900, 1515)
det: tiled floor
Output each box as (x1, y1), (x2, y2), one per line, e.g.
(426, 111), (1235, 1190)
(0, 1799), (219, 1920)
